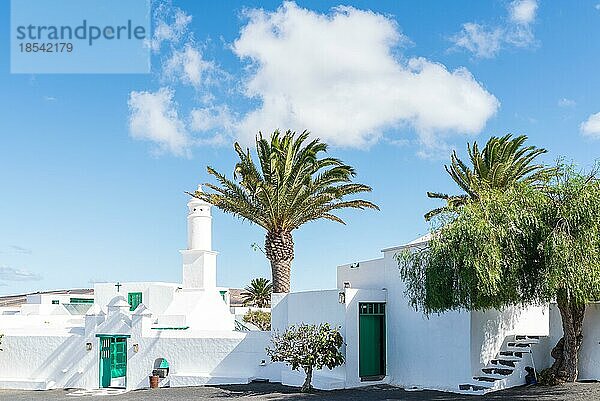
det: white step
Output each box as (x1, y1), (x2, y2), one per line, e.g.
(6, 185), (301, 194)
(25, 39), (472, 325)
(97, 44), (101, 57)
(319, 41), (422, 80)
(476, 373), (510, 380)
(482, 366), (514, 376)
(514, 335), (541, 343)
(0, 378), (51, 390)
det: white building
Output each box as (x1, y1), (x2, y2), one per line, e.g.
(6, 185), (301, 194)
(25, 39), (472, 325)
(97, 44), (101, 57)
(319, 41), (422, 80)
(271, 234), (550, 394)
(1, 191), (599, 394)
(0, 188), (276, 391)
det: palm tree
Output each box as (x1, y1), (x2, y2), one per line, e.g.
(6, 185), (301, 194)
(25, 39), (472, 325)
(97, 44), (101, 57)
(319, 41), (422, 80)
(241, 278), (273, 308)
(192, 130), (379, 293)
(425, 134), (552, 220)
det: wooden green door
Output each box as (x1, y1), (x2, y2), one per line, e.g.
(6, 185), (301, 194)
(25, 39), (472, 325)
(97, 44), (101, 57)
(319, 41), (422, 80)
(359, 302), (386, 379)
(99, 337), (112, 388)
(99, 336), (127, 388)
(111, 338), (127, 378)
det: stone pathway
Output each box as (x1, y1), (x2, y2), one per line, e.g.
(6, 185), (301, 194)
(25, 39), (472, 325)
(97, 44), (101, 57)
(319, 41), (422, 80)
(1, 382), (600, 400)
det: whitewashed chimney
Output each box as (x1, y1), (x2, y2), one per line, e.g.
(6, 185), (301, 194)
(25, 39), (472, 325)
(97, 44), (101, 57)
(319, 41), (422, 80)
(181, 185), (217, 289)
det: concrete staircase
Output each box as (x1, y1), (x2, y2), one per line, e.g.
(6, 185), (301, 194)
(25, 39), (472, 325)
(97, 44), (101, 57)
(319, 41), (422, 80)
(458, 335), (541, 395)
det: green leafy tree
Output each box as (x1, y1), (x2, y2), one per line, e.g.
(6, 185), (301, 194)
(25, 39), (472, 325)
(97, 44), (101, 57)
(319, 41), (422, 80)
(242, 278), (273, 308)
(243, 310), (271, 331)
(425, 134), (551, 220)
(399, 165), (600, 384)
(192, 130), (378, 293)
(267, 323), (344, 392)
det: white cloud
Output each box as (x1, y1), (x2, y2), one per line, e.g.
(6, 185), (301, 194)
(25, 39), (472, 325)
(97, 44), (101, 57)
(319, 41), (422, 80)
(232, 2), (498, 148)
(150, 5), (192, 52)
(164, 45), (216, 87)
(451, 23), (503, 59)
(581, 112), (600, 138)
(190, 105), (236, 132)
(596, 3), (600, 11)
(128, 88), (191, 156)
(558, 98), (576, 108)
(0, 266), (41, 282)
(452, 0), (538, 58)
(131, 2), (499, 157)
(510, 0), (538, 24)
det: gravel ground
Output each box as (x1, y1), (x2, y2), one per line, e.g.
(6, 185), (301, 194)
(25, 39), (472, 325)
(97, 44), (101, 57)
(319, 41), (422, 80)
(0, 382), (598, 401)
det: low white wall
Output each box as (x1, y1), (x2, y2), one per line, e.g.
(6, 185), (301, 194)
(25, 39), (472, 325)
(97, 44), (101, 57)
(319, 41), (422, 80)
(0, 326), (273, 390)
(127, 331), (272, 389)
(270, 290), (347, 389)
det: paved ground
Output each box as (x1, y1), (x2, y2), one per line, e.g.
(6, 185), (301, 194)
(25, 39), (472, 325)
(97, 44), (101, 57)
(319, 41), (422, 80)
(0, 382), (598, 401)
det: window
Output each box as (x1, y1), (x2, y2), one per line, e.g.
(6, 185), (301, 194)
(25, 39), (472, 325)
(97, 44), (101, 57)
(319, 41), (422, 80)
(127, 292), (142, 311)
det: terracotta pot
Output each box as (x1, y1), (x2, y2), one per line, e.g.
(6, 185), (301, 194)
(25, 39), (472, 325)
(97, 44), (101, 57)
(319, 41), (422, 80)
(149, 375), (159, 389)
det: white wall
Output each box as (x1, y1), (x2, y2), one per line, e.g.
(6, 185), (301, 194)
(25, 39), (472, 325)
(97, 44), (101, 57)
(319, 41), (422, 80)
(161, 289), (234, 331)
(338, 250), (475, 392)
(470, 306), (550, 375)
(0, 312), (272, 391)
(270, 290), (347, 388)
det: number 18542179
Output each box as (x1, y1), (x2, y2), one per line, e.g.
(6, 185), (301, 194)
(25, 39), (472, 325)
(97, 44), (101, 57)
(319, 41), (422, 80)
(19, 42), (73, 52)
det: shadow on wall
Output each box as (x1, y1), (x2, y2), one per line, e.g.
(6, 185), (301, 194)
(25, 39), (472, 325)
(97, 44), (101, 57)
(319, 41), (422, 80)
(471, 306), (549, 375)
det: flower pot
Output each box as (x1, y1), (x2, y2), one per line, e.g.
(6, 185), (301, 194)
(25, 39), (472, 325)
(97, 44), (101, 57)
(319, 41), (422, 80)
(149, 375), (159, 389)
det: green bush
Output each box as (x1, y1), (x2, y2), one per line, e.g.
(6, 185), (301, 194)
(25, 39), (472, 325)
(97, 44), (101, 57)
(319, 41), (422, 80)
(243, 310), (271, 331)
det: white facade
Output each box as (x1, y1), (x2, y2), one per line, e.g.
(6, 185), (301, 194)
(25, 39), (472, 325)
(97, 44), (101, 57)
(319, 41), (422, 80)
(268, 237), (551, 394)
(0, 190), (251, 391)
(0, 187), (594, 395)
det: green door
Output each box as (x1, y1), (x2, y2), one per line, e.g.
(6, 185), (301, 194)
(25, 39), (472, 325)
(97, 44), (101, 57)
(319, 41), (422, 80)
(98, 336), (128, 388)
(359, 302), (386, 379)
(127, 292), (142, 311)
(99, 337), (112, 388)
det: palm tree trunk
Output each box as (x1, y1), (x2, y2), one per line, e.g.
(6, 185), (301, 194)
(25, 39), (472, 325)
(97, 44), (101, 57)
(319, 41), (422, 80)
(542, 290), (585, 384)
(265, 230), (294, 293)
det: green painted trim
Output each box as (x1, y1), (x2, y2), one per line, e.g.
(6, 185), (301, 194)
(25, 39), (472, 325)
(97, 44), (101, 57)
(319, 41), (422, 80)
(69, 297), (94, 304)
(95, 334), (131, 338)
(150, 326), (189, 330)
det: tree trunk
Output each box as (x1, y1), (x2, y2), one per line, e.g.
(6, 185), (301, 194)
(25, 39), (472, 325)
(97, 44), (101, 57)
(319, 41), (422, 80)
(541, 290), (585, 384)
(265, 230), (294, 293)
(301, 366), (313, 392)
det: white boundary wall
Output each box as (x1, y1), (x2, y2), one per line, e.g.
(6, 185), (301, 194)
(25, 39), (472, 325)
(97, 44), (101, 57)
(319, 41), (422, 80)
(0, 314), (272, 390)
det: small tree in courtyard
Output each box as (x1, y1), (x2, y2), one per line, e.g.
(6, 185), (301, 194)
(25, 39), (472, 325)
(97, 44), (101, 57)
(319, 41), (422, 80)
(267, 323), (344, 392)
(399, 164), (600, 384)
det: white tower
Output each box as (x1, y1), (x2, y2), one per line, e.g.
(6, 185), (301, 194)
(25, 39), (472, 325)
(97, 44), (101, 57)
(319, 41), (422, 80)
(181, 185), (217, 289)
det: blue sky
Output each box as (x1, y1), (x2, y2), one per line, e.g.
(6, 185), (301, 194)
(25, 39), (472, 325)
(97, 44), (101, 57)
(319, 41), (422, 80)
(1, 0), (600, 295)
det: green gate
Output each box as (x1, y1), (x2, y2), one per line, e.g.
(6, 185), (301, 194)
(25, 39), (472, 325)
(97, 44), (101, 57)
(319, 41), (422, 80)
(98, 335), (129, 388)
(358, 302), (386, 379)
